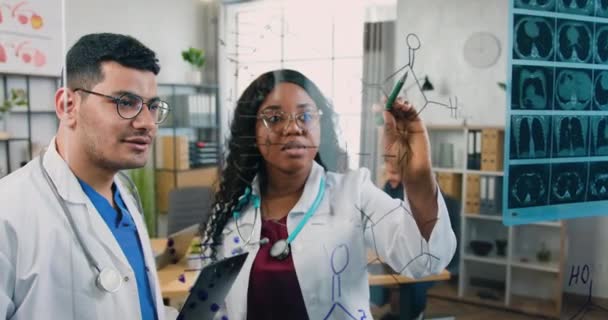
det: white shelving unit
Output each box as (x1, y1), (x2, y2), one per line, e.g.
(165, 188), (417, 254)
(426, 125), (565, 319)
(0, 74), (60, 178)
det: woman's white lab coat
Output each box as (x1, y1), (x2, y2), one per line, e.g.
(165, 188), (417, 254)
(217, 161), (457, 320)
(0, 139), (166, 320)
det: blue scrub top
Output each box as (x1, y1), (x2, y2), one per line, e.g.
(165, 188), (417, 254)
(78, 179), (158, 320)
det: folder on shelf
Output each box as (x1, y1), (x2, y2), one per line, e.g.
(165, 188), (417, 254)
(474, 130), (482, 170)
(465, 174), (481, 214)
(494, 177), (503, 214)
(467, 131), (475, 169)
(210, 92), (217, 124)
(480, 176), (488, 212)
(487, 176), (495, 213)
(157, 136), (190, 170)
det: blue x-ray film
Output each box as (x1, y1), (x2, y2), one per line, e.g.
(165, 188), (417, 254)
(557, 0), (594, 15)
(511, 66), (554, 110)
(510, 115), (551, 159)
(555, 68), (592, 110)
(595, 24), (608, 63)
(557, 19), (593, 63)
(514, 0), (555, 11)
(513, 15), (555, 61)
(505, 1), (608, 225)
(590, 116), (608, 155)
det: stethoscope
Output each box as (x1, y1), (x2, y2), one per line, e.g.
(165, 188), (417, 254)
(232, 176), (326, 260)
(39, 150), (143, 293)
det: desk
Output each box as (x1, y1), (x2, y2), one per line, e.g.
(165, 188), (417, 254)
(152, 238), (449, 319)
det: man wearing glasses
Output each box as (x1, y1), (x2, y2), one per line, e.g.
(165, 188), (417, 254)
(0, 33), (172, 320)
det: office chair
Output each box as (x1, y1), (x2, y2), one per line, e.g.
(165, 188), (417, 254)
(167, 186), (214, 235)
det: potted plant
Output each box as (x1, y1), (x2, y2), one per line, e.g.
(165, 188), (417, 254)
(181, 47), (206, 84)
(0, 88), (28, 139)
(536, 242), (551, 263)
(127, 163), (156, 236)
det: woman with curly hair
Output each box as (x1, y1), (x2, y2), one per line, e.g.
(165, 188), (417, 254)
(200, 69), (456, 320)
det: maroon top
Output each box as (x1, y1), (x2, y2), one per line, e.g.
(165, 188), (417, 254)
(247, 216), (309, 320)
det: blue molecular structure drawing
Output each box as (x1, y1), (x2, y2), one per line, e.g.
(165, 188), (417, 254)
(354, 202), (440, 278)
(565, 264), (608, 320)
(323, 244), (358, 320)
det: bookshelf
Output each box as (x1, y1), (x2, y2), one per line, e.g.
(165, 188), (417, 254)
(426, 125), (565, 319)
(0, 73), (60, 178)
(154, 83), (221, 214)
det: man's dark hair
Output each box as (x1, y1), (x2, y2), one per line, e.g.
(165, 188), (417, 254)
(65, 33), (160, 90)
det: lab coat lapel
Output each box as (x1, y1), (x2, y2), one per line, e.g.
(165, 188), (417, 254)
(224, 199), (261, 319)
(289, 162), (324, 214)
(42, 138), (133, 274)
(115, 178), (166, 320)
(42, 137), (89, 204)
(286, 161), (330, 235)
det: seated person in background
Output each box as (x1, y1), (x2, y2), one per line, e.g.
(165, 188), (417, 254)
(383, 161), (405, 199)
(383, 162), (460, 270)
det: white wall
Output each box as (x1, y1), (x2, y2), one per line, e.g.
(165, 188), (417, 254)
(65, 0), (209, 84)
(563, 217), (608, 298)
(395, 0), (508, 126)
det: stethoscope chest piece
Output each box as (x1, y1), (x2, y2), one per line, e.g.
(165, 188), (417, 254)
(96, 268), (123, 293)
(269, 239), (290, 260)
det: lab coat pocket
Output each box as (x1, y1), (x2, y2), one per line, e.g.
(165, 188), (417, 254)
(71, 288), (100, 320)
(309, 214), (329, 226)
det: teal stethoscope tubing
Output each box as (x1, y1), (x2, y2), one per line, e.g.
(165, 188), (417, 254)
(232, 176), (326, 246)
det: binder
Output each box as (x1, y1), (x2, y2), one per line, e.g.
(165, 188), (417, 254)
(467, 131), (475, 169)
(475, 130), (482, 169)
(211, 93), (217, 124)
(480, 176), (488, 212)
(495, 177), (503, 214)
(488, 176), (496, 213)
(206, 93), (212, 127)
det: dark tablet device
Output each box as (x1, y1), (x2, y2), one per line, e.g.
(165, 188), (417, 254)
(177, 252), (249, 320)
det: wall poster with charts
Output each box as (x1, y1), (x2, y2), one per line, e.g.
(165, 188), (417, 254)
(505, 0), (608, 225)
(0, 0), (62, 76)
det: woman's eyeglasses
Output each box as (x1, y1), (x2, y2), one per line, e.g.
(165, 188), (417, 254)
(255, 109), (323, 134)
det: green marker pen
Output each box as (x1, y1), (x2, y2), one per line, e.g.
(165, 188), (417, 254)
(385, 71), (408, 110)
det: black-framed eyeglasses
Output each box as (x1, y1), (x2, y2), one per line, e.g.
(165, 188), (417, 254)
(254, 109), (323, 134)
(74, 88), (170, 124)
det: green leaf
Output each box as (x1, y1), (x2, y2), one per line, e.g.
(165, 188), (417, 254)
(127, 166), (157, 236)
(181, 47), (206, 69)
(2, 89), (29, 111)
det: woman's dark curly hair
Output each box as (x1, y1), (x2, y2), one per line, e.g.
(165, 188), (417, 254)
(200, 69), (341, 260)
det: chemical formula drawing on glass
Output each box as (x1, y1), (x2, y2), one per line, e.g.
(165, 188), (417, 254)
(323, 244), (359, 320)
(355, 202), (439, 280)
(364, 33), (459, 121)
(565, 264), (608, 320)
